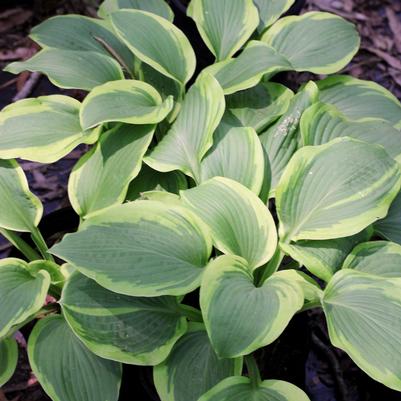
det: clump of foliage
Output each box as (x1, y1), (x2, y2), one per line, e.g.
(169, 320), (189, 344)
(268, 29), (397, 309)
(1, 0), (401, 400)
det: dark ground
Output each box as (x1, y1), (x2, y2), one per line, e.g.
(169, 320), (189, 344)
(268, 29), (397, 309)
(0, 1), (401, 401)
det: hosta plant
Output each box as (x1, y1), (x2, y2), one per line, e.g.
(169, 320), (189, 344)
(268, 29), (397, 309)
(1, 0), (401, 400)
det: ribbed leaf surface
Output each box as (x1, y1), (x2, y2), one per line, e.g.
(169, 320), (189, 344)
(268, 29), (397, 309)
(0, 96), (99, 163)
(80, 80), (173, 129)
(181, 177), (277, 269)
(199, 377), (311, 401)
(154, 323), (242, 401)
(145, 74), (225, 182)
(111, 10), (196, 84)
(343, 241), (401, 278)
(5, 49), (124, 91)
(188, 0), (259, 61)
(0, 258), (50, 338)
(68, 124), (154, 217)
(62, 273), (187, 365)
(323, 270), (401, 391)
(28, 316), (122, 401)
(51, 201), (212, 296)
(200, 256), (303, 357)
(276, 138), (401, 241)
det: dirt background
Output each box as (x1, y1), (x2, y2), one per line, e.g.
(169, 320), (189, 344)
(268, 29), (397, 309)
(0, 1), (401, 401)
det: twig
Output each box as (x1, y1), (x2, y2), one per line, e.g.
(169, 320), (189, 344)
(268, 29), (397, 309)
(0, 77), (18, 91)
(311, 332), (348, 401)
(12, 72), (41, 102)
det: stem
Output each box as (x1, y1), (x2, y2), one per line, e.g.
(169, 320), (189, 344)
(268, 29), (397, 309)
(0, 228), (41, 261)
(31, 228), (54, 262)
(93, 35), (135, 78)
(179, 305), (203, 322)
(257, 248), (284, 286)
(245, 354), (262, 388)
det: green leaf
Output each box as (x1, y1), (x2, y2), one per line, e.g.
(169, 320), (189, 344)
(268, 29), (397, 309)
(203, 40), (291, 95)
(154, 323), (242, 401)
(0, 95), (99, 163)
(0, 338), (18, 387)
(145, 74), (225, 182)
(0, 258), (50, 339)
(61, 272), (187, 365)
(225, 82), (294, 133)
(253, 0), (296, 32)
(301, 102), (401, 162)
(323, 269), (401, 391)
(200, 256), (303, 357)
(80, 80), (173, 130)
(126, 164), (187, 201)
(28, 315), (122, 401)
(68, 124), (154, 217)
(98, 0), (174, 21)
(51, 201), (212, 297)
(200, 122), (265, 194)
(111, 10), (196, 84)
(181, 177), (277, 269)
(343, 241), (401, 278)
(276, 138), (401, 242)
(0, 159), (42, 232)
(30, 15), (134, 72)
(5, 49), (124, 91)
(187, 0), (259, 61)
(262, 11), (360, 74)
(198, 376), (310, 401)
(281, 229), (371, 282)
(260, 81), (318, 195)
(318, 75), (401, 128)
(374, 189), (401, 244)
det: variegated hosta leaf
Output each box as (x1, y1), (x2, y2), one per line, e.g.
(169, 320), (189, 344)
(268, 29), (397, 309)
(0, 258), (50, 339)
(98, 0), (174, 21)
(203, 40), (291, 95)
(126, 164), (187, 201)
(260, 81), (318, 195)
(343, 241), (401, 278)
(276, 138), (401, 242)
(0, 160), (42, 232)
(301, 102), (401, 162)
(154, 323), (242, 401)
(5, 49), (124, 91)
(61, 272), (187, 365)
(323, 270), (401, 391)
(145, 74), (225, 182)
(318, 75), (401, 128)
(0, 337), (18, 387)
(262, 12), (360, 74)
(111, 10), (196, 84)
(187, 0), (259, 61)
(225, 82), (294, 133)
(181, 177), (277, 269)
(199, 377), (311, 401)
(28, 315), (122, 401)
(30, 15), (134, 72)
(200, 255), (303, 357)
(69, 124), (154, 217)
(374, 189), (401, 244)
(80, 80), (173, 130)
(200, 122), (265, 194)
(280, 229), (371, 282)
(51, 201), (212, 297)
(0, 95), (99, 163)
(253, 0), (296, 32)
